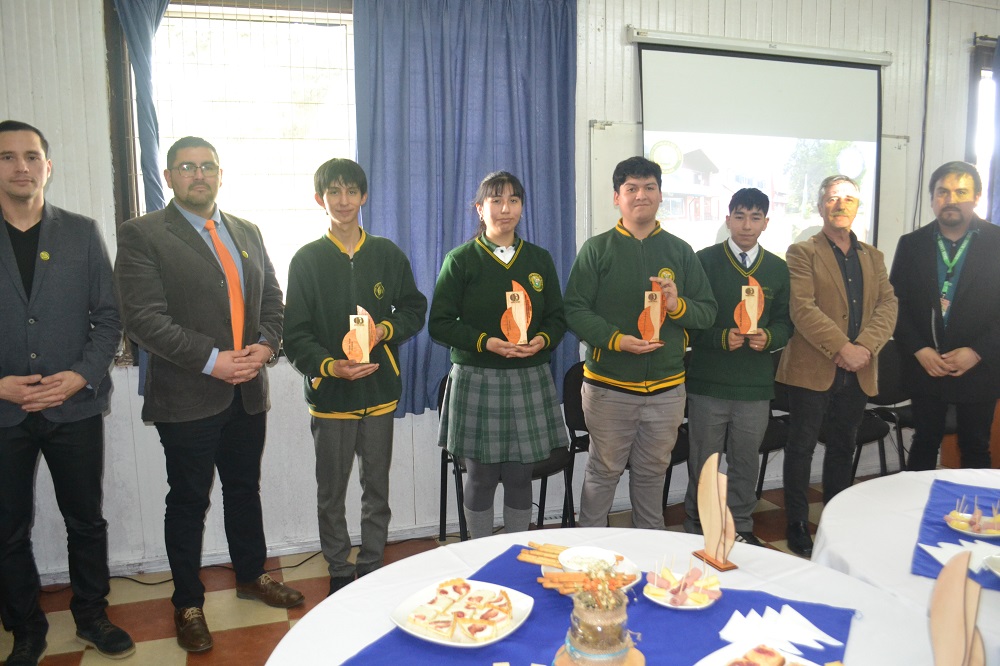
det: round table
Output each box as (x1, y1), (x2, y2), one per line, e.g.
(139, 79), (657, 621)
(267, 527), (931, 664)
(813, 469), (1000, 657)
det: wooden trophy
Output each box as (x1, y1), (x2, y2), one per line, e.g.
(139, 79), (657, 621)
(930, 551), (985, 666)
(693, 452), (738, 571)
(638, 282), (668, 342)
(733, 276), (765, 336)
(342, 306), (376, 364)
(501, 280), (533, 345)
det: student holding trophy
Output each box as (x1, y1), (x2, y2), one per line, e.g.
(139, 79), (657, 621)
(283, 159), (427, 596)
(429, 171), (567, 539)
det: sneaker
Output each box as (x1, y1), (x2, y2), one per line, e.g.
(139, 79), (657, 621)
(735, 531), (766, 547)
(5, 635), (47, 666)
(76, 617), (136, 659)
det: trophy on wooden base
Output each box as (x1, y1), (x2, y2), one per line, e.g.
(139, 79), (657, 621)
(733, 276), (764, 336)
(930, 551), (985, 666)
(501, 280), (533, 345)
(638, 282), (667, 342)
(692, 452), (738, 572)
(342, 305), (376, 364)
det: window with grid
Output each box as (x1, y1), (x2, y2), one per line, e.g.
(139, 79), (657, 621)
(149, 1), (355, 294)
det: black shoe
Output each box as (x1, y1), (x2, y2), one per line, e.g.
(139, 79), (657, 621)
(5, 635), (47, 666)
(77, 616), (136, 659)
(735, 531), (766, 547)
(786, 521), (813, 557)
(329, 574), (355, 596)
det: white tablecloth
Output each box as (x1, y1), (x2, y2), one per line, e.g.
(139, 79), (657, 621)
(813, 469), (1000, 659)
(267, 527), (931, 665)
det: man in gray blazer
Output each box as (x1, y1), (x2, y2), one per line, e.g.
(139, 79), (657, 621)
(0, 120), (132, 665)
(114, 136), (302, 654)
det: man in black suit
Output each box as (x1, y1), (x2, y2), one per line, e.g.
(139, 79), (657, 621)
(890, 161), (1000, 470)
(115, 136), (302, 653)
(0, 120), (132, 665)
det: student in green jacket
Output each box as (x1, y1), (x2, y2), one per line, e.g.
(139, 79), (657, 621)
(283, 159), (427, 595)
(683, 188), (791, 546)
(429, 171), (567, 539)
(564, 156), (717, 530)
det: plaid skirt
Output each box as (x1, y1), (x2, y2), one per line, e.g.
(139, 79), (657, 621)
(438, 363), (567, 464)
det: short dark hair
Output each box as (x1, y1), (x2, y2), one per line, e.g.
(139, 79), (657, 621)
(0, 120), (49, 156)
(816, 175), (859, 209)
(166, 136), (219, 169)
(472, 171), (526, 238)
(729, 188), (769, 216)
(613, 156), (662, 192)
(313, 158), (368, 197)
(928, 161), (982, 197)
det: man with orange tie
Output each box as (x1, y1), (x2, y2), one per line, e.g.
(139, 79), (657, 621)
(114, 136), (302, 654)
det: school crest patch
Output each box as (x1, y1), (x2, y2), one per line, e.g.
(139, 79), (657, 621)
(373, 282), (385, 299)
(657, 268), (675, 281)
(528, 273), (544, 291)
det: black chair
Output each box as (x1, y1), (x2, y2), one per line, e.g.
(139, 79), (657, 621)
(438, 374), (575, 542)
(562, 361), (688, 511)
(756, 350), (790, 498)
(867, 339), (910, 471)
(846, 410), (893, 478)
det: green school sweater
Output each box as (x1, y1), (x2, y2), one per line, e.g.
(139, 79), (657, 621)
(564, 221), (717, 393)
(686, 242), (792, 401)
(283, 230), (427, 417)
(428, 236), (566, 368)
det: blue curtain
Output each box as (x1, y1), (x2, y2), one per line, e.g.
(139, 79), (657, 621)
(354, 0), (578, 415)
(113, 0), (169, 213)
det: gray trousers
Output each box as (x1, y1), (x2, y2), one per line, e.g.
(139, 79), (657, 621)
(683, 393), (769, 533)
(311, 414), (394, 578)
(578, 383), (685, 530)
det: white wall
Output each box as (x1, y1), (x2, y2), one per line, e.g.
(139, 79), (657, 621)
(2, 0), (997, 581)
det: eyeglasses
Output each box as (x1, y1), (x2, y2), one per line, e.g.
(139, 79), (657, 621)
(171, 162), (220, 178)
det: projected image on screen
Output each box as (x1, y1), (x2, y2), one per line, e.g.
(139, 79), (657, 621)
(639, 45), (882, 256)
(645, 131), (877, 256)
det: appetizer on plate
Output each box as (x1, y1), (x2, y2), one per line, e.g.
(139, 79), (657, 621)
(395, 578), (531, 647)
(518, 542), (640, 593)
(944, 497), (1000, 537)
(643, 566), (722, 609)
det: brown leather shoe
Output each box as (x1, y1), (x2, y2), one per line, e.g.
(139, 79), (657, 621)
(173, 607), (212, 652)
(236, 573), (304, 608)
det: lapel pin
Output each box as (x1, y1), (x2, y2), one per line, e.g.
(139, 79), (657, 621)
(241, 250), (249, 258)
(39, 251), (50, 261)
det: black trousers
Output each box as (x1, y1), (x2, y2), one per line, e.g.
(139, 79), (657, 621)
(907, 395), (996, 471)
(154, 388), (267, 609)
(0, 413), (109, 638)
(783, 370), (869, 524)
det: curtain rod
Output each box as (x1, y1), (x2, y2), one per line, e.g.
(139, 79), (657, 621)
(974, 34), (996, 45)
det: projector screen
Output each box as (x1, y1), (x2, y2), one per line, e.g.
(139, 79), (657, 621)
(639, 46), (882, 255)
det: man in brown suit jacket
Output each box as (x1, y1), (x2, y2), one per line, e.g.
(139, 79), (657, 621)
(775, 175), (897, 556)
(114, 137), (302, 653)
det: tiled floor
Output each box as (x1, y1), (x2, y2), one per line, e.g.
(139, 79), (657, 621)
(1, 483), (826, 665)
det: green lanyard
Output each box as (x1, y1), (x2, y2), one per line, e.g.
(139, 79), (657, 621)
(936, 232), (971, 298)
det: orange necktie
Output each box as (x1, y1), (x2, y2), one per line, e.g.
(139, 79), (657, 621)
(204, 219), (245, 350)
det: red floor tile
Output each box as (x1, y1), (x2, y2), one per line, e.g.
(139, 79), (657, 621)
(186, 622), (288, 666)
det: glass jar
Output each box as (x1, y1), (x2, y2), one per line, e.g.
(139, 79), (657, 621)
(563, 589), (632, 665)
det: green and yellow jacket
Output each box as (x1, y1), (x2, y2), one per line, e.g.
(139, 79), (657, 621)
(284, 230), (427, 418)
(564, 221), (717, 393)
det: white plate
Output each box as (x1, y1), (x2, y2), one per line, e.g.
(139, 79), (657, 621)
(985, 554), (1000, 579)
(541, 554), (642, 592)
(390, 579), (533, 648)
(558, 546), (618, 571)
(692, 642), (820, 666)
(642, 571), (720, 611)
(944, 513), (1000, 539)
